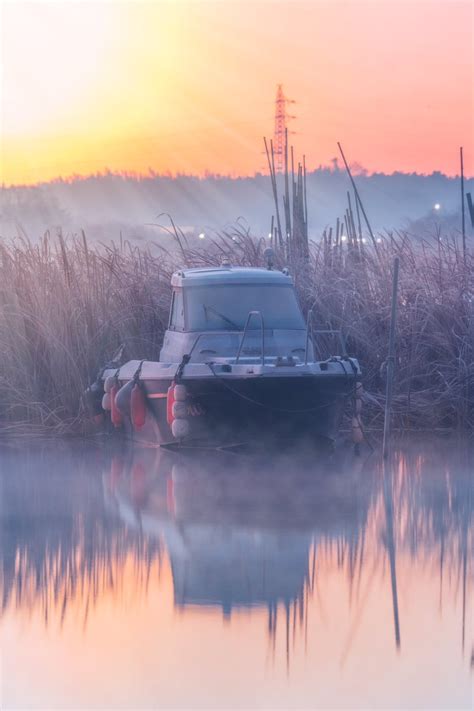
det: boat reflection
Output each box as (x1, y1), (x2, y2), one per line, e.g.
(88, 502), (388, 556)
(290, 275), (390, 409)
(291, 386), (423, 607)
(105, 446), (374, 627)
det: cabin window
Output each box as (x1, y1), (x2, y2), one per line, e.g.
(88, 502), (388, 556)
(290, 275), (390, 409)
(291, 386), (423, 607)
(169, 289), (185, 331)
(184, 284), (305, 332)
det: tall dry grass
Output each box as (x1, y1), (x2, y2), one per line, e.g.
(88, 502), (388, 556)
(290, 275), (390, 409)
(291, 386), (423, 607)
(0, 232), (172, 432)
(0, 225), (472, 433)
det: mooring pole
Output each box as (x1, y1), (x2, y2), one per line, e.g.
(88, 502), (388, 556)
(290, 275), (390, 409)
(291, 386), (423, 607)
(382, 458), (401, 649)
(467, 192), (474, 229)
(383, 257), (400, 459)
(460, 147), (466, 266)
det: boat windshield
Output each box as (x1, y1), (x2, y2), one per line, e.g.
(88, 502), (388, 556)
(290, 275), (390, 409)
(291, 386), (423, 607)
(184, 284), (305, 331)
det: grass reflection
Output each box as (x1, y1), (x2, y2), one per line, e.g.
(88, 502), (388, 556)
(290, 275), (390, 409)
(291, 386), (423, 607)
(0, 440), (472, 665)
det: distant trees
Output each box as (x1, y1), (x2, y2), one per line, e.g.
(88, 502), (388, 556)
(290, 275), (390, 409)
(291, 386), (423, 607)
(1, 169), (472, 242)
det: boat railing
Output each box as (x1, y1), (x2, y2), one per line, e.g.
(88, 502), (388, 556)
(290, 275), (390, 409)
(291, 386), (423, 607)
(305, 308), (347, 363)
(186, 309), (344, 366)
(235, 310), (265, 365)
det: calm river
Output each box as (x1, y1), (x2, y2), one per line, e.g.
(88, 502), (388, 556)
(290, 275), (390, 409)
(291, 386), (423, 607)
(0, 439), (472, 709)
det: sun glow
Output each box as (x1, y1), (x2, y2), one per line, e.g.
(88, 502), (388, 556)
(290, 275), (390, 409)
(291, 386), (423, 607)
(1, 3), (120, 138)
(1, 1), (190, 183)
(1, 1), (473, 184)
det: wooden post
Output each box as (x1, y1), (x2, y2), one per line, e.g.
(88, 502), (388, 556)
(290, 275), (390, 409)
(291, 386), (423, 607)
(383, 257), (400, 459)
(344, 212), (351, 247)
(303, 154), (309, 255)
(466, 192), (474, 229)
(283, 128), (292, 258)
(460, 147), (466, 266)
(382, 458), (401, 649)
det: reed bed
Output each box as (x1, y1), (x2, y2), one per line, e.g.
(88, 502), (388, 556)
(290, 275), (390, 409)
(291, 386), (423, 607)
(0, 232), (172, 431)
(0, 225), (472, 434)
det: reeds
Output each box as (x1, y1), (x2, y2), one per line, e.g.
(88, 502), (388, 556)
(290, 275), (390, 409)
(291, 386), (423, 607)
(305, 230), (473, 431)
(0, 225), (472, 433)
(0, 232), (173, 431)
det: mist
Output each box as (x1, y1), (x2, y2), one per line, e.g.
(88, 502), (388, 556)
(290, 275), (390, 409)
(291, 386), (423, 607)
(2, 168), (472, 243)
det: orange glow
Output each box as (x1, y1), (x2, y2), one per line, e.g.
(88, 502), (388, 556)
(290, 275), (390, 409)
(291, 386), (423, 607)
(1, 1), (473, 185)
(2, 536), (471, 709)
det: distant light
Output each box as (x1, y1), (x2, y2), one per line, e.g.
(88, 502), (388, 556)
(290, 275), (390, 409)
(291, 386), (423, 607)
(434, 203), (441, 211)
(268, 232), (272, 239)
(198, 232), (205, 239)
(341, 235), (347, 242)
(376, 237), (382, 243)
(362, 237), (367, 244)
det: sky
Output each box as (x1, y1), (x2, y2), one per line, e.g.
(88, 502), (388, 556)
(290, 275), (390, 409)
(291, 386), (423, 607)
(1, 0), (473, 185)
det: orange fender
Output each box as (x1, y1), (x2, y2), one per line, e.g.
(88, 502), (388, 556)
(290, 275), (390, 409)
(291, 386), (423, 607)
(110, 383), (123, 428)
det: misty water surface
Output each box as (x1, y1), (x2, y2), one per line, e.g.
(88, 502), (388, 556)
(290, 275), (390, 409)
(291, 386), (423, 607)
(0, 439), (472, 709)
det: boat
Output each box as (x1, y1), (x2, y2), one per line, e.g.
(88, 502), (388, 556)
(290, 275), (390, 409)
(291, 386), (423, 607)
(85, 260), (362, 448)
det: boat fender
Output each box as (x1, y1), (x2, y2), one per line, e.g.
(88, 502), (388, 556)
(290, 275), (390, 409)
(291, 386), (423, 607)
(104, 375), (116, 393)
(171, 418), (190, 440)
(172, 400), (188, 419)
(166, 385), (176, 426)
(110, 383), (123, 428)
(102, 392), (112, 411)
(115, 380), (134, 417)
(131, 382), (147, 430)
(174, 384), (188, 402)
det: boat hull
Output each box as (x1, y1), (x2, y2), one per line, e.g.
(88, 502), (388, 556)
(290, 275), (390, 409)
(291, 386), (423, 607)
(108, 366), (358, 448)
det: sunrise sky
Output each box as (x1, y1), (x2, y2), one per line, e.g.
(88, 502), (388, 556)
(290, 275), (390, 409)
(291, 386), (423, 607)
(1, 0), (473, 185)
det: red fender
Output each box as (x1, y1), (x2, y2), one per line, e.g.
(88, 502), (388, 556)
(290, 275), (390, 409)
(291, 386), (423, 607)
(110, 383), (123, 428)
(131, 383), (147, 430)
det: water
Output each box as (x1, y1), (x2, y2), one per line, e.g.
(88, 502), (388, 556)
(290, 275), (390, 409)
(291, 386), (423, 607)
(1, 439), (472, 709)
